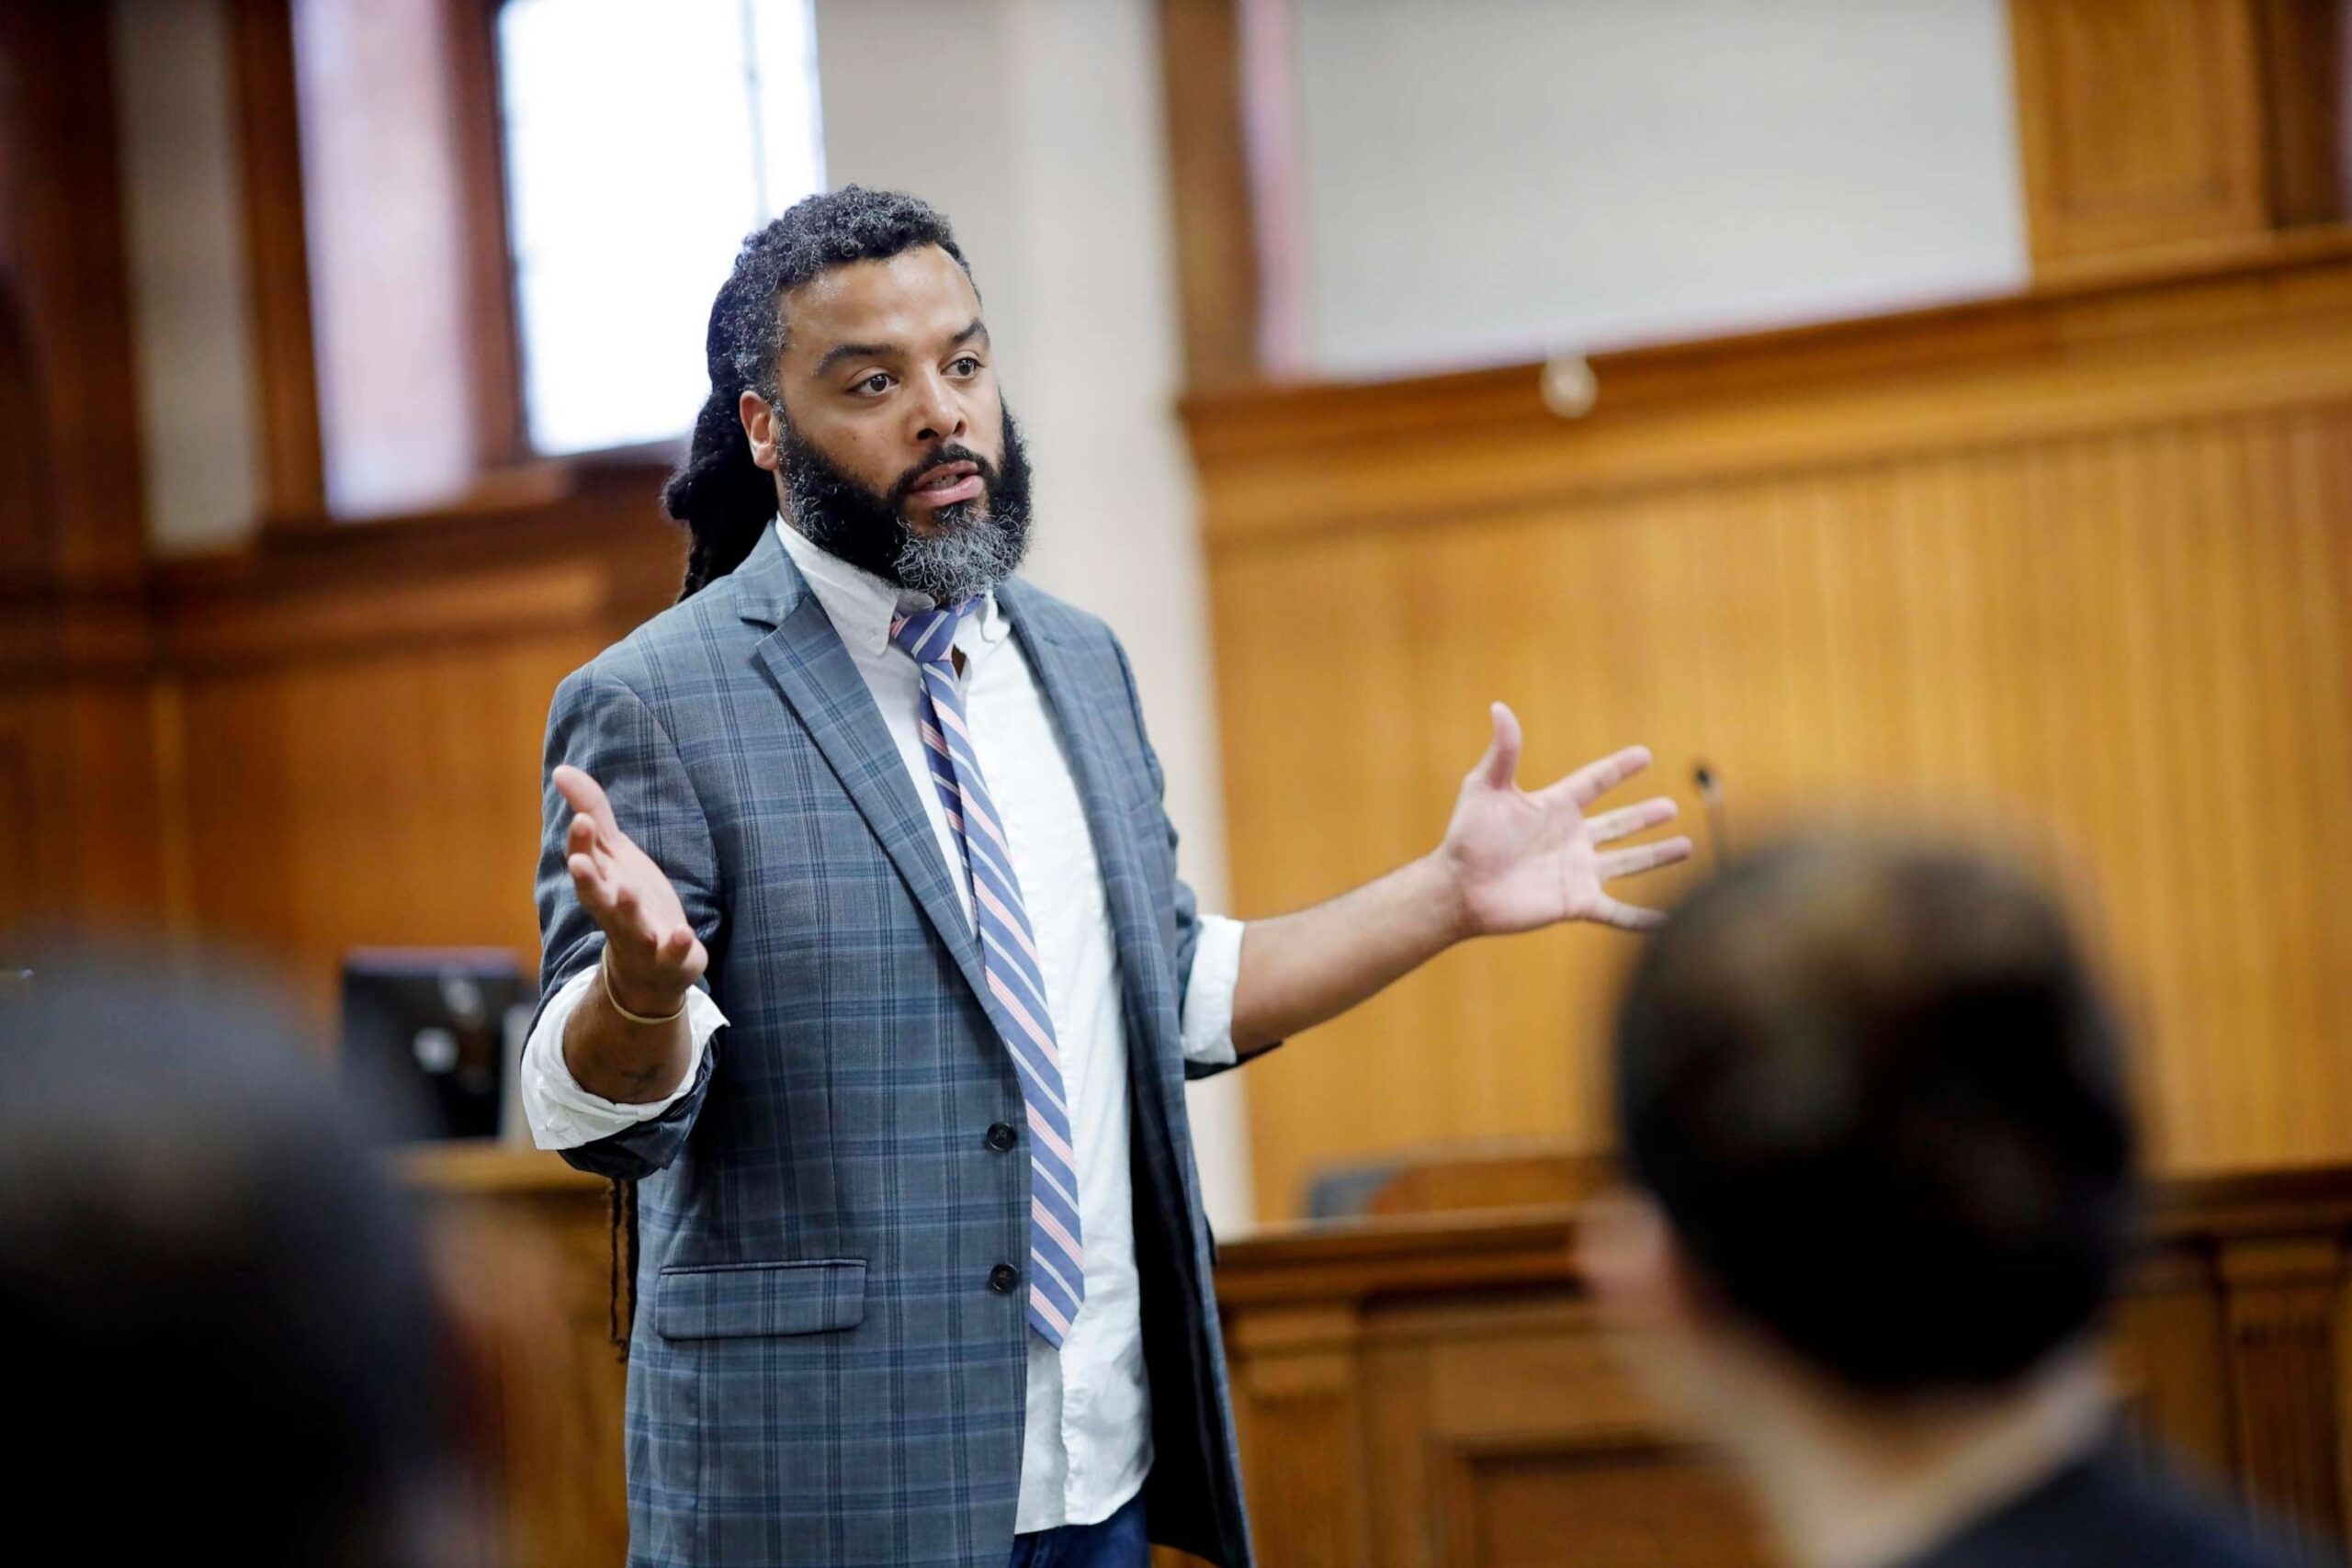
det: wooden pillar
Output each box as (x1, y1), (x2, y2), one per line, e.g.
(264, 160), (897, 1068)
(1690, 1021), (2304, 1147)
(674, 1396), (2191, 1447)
(0, 1), (167, 935)
(0, 0), (151, 589)
(1222, 1303), (1373, 1568)
(226, 0), (327, 527)
(1155, 0), (1305, 390)
(2009, 0), (2349, 274)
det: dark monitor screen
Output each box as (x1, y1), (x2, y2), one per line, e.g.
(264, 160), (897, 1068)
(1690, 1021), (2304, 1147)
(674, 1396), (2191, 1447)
(339, 949), (534, 1141)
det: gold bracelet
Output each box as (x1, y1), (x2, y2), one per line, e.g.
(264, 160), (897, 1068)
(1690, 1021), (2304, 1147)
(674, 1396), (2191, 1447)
(602, 947), (687, 1026)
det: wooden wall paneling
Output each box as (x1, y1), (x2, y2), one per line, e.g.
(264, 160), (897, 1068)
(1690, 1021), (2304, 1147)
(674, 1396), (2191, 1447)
(407, 1146), (629, 1568)
(172, 639), (568, 1012)
(0, 3), (148, 589)
(0, 594), (169, 934)
(1222, 1304), (1371, 1567)
(1211, 1170), (2352, 1565)
(1207, 530), (1465, 1208)
(401, 1153), (2352, 1568)
(149, 481), (681, 1010)
(0, 283), (51, 580)
(2256, 0), (2350, 228)
(1155, 0), (1306, 387)
(1438, 1433), (1766, 1568)
(2221, 1236), (2352, 1539)
(226, 0), (327, 525)
(2109, 1248), (2237, 1483)
(442, 0), (527, 470)
(1194, 250), (2352, 1222)
(1398, 1298), (1766, 1568)
(2010, 0), (2273, 269)
(1157, 0), (1264, 389)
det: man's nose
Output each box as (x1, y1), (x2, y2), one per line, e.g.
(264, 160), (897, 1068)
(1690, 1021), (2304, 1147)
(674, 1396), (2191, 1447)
(907, 371), (967, 446)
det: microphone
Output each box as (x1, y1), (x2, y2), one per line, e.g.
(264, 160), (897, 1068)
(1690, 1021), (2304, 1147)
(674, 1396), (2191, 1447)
(1692, 761), (1728, 865)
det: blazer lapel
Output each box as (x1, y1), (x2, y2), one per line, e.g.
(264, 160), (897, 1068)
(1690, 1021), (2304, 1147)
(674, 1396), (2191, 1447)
(999, 582), (1178, 1017)
(736, 532), (993, 1016)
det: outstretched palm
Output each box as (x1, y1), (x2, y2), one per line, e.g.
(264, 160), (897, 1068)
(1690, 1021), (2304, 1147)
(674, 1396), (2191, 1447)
(554, 763), (708, 1011)
(1441, 704), (1693, 934)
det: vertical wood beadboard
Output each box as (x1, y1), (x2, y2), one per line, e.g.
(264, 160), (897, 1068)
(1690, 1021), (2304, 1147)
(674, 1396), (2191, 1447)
(1212, 397), (2352, 1221)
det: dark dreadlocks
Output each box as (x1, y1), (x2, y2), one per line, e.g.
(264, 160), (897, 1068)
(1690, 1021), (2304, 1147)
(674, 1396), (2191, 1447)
(662, 186), (974, 602)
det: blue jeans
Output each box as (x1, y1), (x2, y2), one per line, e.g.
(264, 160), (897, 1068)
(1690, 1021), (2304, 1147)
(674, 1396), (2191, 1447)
(1007, 1491), (1149, 1568)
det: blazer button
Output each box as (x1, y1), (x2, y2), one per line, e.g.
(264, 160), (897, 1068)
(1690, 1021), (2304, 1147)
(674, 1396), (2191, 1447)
(985, 1122), (1018, 1153)
(989, 1263), (1019, 1295)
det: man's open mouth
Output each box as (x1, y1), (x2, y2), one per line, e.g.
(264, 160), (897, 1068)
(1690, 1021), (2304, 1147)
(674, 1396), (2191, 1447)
(912, 461), (980, 494)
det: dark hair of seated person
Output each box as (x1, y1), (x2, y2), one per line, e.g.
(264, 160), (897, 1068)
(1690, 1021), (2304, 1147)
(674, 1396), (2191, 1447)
(1611, 838), (2138, 1393)
(0, 947), (464, 1567)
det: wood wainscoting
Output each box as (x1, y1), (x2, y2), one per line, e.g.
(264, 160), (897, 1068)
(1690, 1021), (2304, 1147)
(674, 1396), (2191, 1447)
(2, 468), (685, 1021)
(1216, 1168), (2352, 1568)
(1188, 233), (2352, 1226)
(148, 480), (682, 1019)
(406, 1152), (2352, 1568)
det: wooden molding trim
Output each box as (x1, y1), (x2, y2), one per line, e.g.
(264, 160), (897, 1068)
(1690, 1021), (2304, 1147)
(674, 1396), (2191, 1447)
(1182, 226), (2352, 544)
(226, 0), (327, 526)
(2008, 0), (2349, 272)
(1158, 0), (1266, 390)
(443, 0), (528, 470)
(2010, 0), (2272, 268)
(0, 3), (151, 589)
(1215, 1165), (2352, 1314)
(152, 469), (684, 671)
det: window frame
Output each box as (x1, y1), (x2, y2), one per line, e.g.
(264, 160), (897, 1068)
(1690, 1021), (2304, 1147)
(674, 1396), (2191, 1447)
(232, 0), (680, 535)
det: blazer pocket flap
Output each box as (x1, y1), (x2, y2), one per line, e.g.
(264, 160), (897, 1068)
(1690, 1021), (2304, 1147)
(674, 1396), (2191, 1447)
(654, 1258), (867, 1339)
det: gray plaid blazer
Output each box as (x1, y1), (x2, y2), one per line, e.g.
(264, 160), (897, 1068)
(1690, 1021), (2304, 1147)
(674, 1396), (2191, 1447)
(533, 525), (1257, 1568)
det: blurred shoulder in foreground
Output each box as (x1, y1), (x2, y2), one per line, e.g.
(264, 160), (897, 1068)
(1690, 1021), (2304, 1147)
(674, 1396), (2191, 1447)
(0, 944), (474, 1567)
(1589, 837), (2330, 1568)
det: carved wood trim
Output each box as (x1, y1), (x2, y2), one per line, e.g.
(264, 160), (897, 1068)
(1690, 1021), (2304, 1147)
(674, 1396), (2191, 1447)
(1432, 1428), (1762, 1568)
(1225, 1303), (1372, 1568)
(1183, 233), (2352, 549)
(2221, 1236), (2351, 1538)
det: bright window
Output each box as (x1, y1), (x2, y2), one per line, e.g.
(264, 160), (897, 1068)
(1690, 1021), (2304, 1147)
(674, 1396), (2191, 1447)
(498, 0), (824, 457)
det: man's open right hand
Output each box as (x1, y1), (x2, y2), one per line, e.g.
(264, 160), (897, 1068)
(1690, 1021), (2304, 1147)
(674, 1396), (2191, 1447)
(554, 763), (707, 1018)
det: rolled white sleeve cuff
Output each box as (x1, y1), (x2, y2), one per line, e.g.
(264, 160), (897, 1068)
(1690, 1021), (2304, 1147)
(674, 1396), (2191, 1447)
(520, 964), (729, 1150)
(1180, 914), (1247, 1068)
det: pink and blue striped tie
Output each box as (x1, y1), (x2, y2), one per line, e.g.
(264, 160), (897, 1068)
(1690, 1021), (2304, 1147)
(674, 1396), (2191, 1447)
(890, 599), (1085, 1346)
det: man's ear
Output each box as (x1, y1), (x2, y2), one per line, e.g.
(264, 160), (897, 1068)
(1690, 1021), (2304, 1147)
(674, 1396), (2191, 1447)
(741, 390), (781, 472)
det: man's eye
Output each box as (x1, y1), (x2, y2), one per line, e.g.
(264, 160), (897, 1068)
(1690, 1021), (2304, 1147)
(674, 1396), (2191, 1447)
(856, 372), (892, 395)
(949, 355), (981, 377)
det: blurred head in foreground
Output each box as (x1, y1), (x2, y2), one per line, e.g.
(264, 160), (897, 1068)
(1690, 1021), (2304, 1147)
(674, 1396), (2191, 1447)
(1588, 839), (2297, 1567)
(0, 950), (463, 1566)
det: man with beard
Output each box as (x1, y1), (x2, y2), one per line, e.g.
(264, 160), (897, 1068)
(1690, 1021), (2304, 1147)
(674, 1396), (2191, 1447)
(522, 186), (1690, 1568)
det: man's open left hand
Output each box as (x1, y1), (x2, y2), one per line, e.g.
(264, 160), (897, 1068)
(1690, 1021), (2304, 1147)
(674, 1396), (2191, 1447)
(1439, 703), (1694, 935)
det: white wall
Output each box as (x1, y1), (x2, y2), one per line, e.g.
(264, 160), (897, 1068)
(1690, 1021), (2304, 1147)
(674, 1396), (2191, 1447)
(815, 0), (1258, 1232)
(112, 0), (262, 556)
(1289, 0), (2030, 376)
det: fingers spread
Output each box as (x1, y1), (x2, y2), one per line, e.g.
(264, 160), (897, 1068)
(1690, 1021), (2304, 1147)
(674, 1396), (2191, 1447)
(567, 852), (615, 911)
(1586, 795), (1679, 846)
(552, 764), (618, 833)
(1556, 744), (1653, 808)
(1475, 702), (1524, 791)
(566, 814), (602, 860)
(1592, 897), (1668, 932)
(1597, 836), (1694, 882)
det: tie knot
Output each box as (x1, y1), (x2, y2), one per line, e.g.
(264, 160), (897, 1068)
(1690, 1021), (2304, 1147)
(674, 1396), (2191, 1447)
(889, 597), (981, 668)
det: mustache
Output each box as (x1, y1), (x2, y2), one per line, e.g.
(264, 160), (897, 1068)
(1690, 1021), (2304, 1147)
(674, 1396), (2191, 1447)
(888, 444), (1001, 509)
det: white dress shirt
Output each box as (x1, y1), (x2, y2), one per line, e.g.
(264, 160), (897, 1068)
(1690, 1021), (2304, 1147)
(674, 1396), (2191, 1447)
(522, 520), (1246, 1532)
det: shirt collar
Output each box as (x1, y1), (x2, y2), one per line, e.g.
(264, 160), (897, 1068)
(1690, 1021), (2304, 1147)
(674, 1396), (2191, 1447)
(773, 519), (1008, 658)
